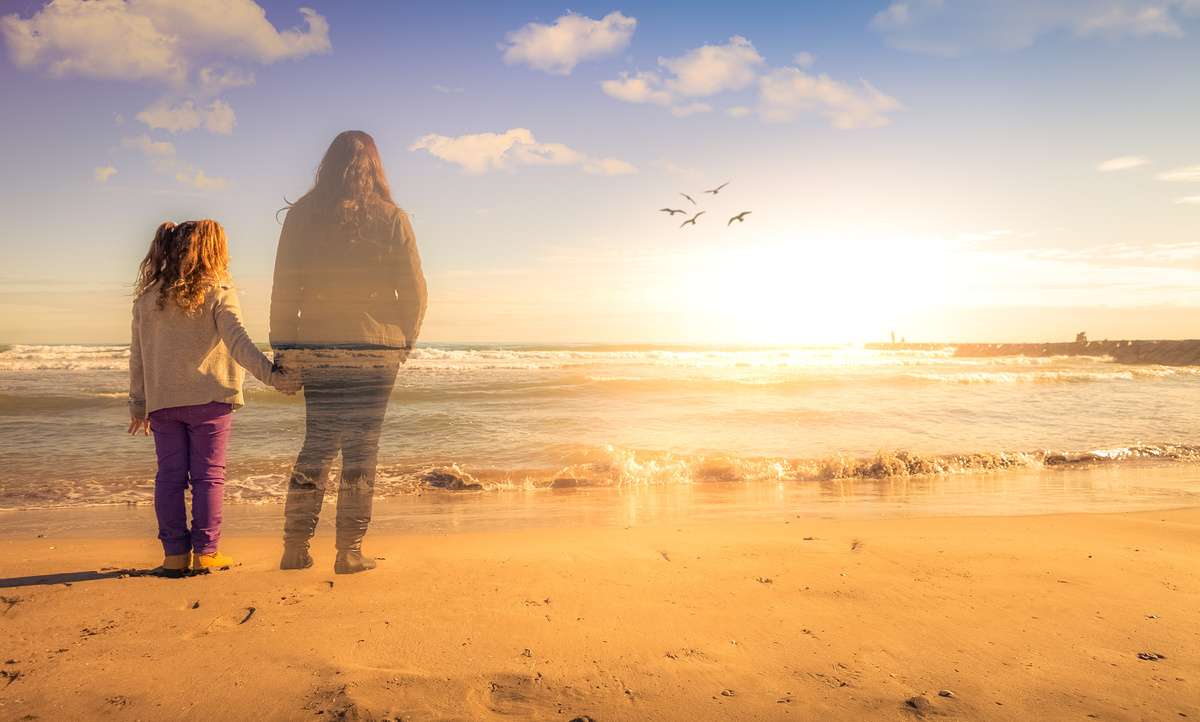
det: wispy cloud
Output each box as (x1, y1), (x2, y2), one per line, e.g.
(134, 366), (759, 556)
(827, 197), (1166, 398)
(870, 0), (1200, 56)
(410, 128), (637, 176)
(118, 134), (232, 190)
(1157, 163), (1200, 182)
(1097, 155), (1150, 171)
(653, 159), (704, 180)
(136, 99), (236, 135)
(433, 84), (464, 93)
(1027, 241), (1200, 262)
(92, 165), (116, 183)
(499, 11), (635, 75)
(601, 35), (903, 128)
(1177, 195), (1200, 204)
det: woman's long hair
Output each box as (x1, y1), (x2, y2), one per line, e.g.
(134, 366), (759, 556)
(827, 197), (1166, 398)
(288, 130), (395, 244)
(134, 220), (231, 314)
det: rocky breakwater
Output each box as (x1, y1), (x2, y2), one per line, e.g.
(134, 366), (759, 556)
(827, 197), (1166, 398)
(953, 340), (1200, 366)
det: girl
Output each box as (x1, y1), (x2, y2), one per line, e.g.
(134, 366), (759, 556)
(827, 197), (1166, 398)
(129, 219), (294, 578)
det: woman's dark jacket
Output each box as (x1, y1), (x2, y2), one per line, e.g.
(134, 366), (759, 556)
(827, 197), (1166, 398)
(269, 202), (427, 357)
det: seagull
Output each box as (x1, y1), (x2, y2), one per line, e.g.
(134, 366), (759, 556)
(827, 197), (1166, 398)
(680, 193), (697, 205)
(704, 181), (730, 195)
(727, 211), (751, 226)
(660, 208), (687, 216)
(680, 211), (705, 228)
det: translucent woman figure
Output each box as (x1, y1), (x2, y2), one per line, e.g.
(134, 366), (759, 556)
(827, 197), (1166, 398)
(271, 130), (427, 574)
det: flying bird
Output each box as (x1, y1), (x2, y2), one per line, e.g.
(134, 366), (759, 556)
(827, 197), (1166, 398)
(680, 211), (705, 228)
(680, 193), (697, 205)
(704, 181), (730, 195)
(660, 208), (687, 215)
(727, 211), (752, 226)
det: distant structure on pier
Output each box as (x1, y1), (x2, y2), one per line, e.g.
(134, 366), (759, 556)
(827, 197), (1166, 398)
(1076, 331), (1087, 343)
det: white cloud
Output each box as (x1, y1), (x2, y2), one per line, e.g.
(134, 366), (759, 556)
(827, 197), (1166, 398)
(93, 165), (116, 183)
(601, 35), (902, 129)
(410, 128), (637, 176)
(757, 67), (905, 128)
(600, 70), (675, 106)
(1157, 163), (1200, 182)
(433, 84), (464, 93)
(2, 1), (329, 88)
(1097, 155), (1150, 171)
(499, 11), (635, 75)
(659, 35), (764, 96)
(1, 0), (329, 132)
(601, 36), (763, 113)
(136, 99), (236, 135)
(118, 134), (232, 190)
(793, 51), (816, 68)
(869, 0), (1200, 56)
(113, 112), (124, 126)
(1177, 195), (1200, 204)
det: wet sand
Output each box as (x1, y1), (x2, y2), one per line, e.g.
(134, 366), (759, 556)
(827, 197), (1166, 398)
(1, 507), (1197, 720)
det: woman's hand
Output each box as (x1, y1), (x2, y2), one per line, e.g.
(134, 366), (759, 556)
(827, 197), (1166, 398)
(128, 416), (150, 435)
(275, 368), (302, 395)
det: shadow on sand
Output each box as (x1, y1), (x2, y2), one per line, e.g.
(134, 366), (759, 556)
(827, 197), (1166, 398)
(0, 568), (159, 589)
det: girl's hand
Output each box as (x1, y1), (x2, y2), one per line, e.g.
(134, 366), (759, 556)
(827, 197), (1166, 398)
(275, 368), (302, 395)
(128, 417), (150, 436)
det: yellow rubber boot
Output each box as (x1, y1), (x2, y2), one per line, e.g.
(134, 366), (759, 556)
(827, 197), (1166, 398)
(162, 553), (191, 579)
(192, 551), (235, 573)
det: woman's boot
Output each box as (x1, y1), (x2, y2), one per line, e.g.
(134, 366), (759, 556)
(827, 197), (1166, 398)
(280, 478), (323, 569)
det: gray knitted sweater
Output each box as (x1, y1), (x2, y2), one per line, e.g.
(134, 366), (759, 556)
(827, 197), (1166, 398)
(129, 284), (280, 418)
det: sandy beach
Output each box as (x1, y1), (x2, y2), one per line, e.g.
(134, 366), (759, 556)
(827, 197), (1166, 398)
(1, 507), (1196, 721)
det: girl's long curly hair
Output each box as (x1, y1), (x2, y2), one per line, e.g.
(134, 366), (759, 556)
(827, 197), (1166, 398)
(134, 219), (231, 315)
(287, 130), (395, 245)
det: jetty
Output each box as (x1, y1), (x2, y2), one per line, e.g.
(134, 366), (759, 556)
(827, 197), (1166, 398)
(864, 340), (1200, 366)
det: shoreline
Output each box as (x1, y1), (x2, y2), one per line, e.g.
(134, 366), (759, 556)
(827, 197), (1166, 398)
(4, 463), (1200, 539)
(2, 507), (1196, 720)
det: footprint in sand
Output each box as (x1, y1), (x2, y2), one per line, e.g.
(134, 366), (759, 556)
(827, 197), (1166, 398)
(469, 673), (568, 716)
(185, 606), (259, 637)
(280, 580), (334, 606)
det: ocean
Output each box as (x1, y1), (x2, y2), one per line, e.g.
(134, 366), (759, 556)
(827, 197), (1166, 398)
(3, 342), (1200, 528)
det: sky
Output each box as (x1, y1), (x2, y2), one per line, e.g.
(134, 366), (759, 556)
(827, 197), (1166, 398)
(1, 0), (1198, 344)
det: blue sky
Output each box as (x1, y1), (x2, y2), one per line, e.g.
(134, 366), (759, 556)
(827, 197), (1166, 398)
(1, 0), (1198, 343)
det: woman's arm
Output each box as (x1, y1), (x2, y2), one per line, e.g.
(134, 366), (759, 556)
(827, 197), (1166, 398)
(393, 211), (428, 356)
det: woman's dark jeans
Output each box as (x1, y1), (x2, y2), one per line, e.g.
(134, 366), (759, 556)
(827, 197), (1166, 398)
(281, 349), (401, 553)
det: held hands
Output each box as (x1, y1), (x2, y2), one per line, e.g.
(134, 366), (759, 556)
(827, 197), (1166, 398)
(128, 416), (150, 436)
(274, 366), (302, 395)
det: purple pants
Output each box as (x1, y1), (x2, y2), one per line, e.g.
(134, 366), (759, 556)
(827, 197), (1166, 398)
(149, 401), (232, 556)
